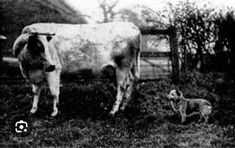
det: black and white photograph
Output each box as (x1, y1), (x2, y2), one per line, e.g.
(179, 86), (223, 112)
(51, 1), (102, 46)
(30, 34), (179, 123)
(0, 0), (235, 147)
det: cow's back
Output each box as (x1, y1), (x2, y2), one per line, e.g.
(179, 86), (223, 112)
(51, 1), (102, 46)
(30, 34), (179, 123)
(22, 22), (141, 74)
(22, 22), (140, 42)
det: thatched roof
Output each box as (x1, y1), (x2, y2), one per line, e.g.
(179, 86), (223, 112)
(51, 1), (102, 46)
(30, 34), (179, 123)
(0, 0), (87, 55)
(36, 0), (87, 24)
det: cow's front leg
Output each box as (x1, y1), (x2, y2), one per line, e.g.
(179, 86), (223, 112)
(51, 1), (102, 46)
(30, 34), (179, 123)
(110, 69), (127, 115)
(30, 84), (41, 114)
(47, 71), (60, 117)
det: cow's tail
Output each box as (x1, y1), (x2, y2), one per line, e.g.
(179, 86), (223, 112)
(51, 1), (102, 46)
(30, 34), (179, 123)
(131, 33), (141, 80)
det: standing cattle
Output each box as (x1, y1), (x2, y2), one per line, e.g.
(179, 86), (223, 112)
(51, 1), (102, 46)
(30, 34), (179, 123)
(13, 22), (141, 116)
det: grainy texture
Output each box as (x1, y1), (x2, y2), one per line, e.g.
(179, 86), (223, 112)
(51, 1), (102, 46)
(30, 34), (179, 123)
(13, 22), (141, 116)
(0, 71), (234, 147)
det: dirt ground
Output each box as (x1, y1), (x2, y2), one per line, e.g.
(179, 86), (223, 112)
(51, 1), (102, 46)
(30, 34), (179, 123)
(0, 72), (235, 147)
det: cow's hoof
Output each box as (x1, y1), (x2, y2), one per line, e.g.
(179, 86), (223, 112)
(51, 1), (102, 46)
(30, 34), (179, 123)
(51, 109), (58, 117)
(30, 108), (37, 114)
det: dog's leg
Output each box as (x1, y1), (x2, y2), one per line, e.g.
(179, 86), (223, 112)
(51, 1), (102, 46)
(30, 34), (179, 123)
(198, 114), (203, 122)
(170, 101), (178, 113)
(181, 113), (186, 123)
(202, 114), (209, 123)
(179, 110), (186, 123)
(204, 116), (208, 123)
(178, 102), (187, 123)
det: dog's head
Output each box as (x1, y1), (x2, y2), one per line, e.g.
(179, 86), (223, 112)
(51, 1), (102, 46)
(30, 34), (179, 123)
(167, 89), (183, 101)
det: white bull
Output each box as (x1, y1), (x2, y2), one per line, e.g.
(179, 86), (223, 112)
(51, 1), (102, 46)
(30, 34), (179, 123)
(13, 22), (141, 116)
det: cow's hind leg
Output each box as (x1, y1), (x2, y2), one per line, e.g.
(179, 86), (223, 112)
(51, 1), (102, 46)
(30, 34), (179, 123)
(120, 71), (134, 111)
(30, 84), (41, 114)
(110, 69), (128, 115)
(47, 71), (60, 117)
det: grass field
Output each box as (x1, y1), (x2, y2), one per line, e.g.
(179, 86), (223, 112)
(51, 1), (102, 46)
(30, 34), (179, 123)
(0, 71), (235, 147)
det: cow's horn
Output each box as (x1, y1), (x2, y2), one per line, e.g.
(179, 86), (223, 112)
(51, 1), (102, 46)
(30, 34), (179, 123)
(13, 34), (29, 57)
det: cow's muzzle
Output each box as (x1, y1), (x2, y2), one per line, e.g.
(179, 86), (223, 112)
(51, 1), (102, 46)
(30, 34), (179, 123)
(45, 65), (55, 72)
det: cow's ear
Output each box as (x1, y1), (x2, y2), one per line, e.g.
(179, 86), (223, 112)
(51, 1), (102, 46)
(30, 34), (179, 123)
(46, 35), (52, 42)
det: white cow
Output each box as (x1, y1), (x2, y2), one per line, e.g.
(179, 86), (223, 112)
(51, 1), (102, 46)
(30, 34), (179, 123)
(13, 22), (141, 116)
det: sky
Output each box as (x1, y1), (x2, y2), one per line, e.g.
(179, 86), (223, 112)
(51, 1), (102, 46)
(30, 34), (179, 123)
(66, 0), (235, 23)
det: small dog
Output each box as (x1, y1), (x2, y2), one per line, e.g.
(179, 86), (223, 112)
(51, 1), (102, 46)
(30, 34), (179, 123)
(167, 89), (212, 123)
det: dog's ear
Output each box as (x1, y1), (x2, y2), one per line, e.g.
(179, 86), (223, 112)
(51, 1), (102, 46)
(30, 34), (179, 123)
(176, 89), (183, 98)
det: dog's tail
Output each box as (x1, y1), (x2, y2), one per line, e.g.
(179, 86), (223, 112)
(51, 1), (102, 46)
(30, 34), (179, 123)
(207, 105), (212, 114)
(205, 101), (213, 114)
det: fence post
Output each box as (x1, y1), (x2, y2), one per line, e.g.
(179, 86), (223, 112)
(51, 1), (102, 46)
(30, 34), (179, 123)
(169, 27), (180, 83)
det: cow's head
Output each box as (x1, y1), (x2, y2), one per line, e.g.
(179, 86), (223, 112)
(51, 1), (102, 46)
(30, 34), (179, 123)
(13, 32), (56, 83)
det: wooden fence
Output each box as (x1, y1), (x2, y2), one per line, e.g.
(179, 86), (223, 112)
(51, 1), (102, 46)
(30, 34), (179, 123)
(140, 27), (179, 82)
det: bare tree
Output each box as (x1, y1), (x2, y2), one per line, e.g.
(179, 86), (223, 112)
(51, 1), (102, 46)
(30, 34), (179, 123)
(165, 1), (217, 72)
(98, 0), (119, 22)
